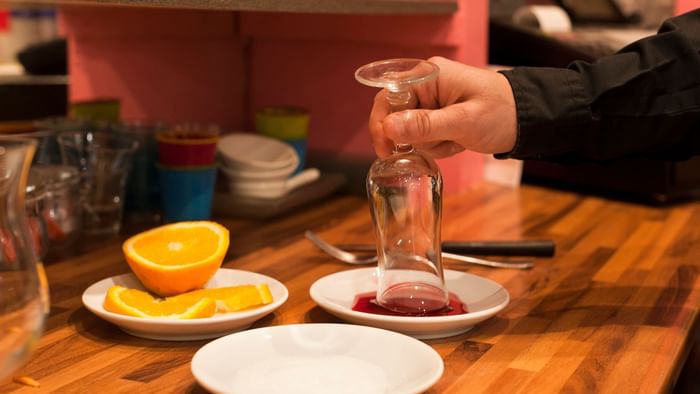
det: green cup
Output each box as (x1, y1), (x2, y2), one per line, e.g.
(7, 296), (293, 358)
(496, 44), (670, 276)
(255, 106), (309, 173)
(70, 99), (121, 123)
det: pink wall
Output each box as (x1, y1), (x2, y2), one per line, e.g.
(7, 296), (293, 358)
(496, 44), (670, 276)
(61, 7), (246, 129)
(675, 0), (700, 14)
(60, 1), (489, 194)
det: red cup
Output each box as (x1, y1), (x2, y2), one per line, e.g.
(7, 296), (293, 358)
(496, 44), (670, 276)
(156, 129), (219, 166)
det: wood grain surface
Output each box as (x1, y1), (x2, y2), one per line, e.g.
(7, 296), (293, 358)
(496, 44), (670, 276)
(1, 183), (698, 393)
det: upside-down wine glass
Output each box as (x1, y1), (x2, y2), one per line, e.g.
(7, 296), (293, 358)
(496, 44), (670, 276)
(355, 58), (448, 314)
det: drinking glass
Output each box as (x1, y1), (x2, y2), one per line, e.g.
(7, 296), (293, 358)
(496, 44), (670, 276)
(0, 137), (47, 380)
(112, 121), (167, 216)
(356, 58), (448, 314)
(25, 117), (94, 165)
(58, 130), (139, 235)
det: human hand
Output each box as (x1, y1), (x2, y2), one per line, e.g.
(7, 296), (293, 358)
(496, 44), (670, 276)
(368, 57), (518, 159)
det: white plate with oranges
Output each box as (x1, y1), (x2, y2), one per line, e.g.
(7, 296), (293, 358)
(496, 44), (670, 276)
(81, 221), (288, 341)
(82, 268), (288, 341)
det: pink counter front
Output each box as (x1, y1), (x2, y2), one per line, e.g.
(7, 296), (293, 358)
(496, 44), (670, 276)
(59, 1), (489, 194)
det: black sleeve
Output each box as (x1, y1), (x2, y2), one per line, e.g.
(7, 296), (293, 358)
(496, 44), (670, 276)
(496, 9), (700, 163)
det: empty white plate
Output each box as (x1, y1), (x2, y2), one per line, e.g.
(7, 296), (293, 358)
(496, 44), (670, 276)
(82, 268), (288, 341)
(191, 323), (443, 394)
(310, 268), (509, 339)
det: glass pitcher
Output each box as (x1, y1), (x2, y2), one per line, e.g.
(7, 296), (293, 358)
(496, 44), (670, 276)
(0, 137), (47, 380)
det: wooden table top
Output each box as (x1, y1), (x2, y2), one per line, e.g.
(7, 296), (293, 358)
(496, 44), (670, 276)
(2, 182), (699, 393)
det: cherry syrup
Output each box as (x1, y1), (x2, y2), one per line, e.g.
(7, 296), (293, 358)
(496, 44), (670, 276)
(351, 291), (468, 317)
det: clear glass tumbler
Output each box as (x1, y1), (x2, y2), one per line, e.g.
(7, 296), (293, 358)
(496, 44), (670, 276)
(356, 58), (448, 314)
(57, 130), (139, 235)
(0, 137), (47, 380)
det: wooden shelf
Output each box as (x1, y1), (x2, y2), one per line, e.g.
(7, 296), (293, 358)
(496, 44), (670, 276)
(0, 63), (68, 85)
(0, 74), (68, 85)
(10, 0), (458, 14)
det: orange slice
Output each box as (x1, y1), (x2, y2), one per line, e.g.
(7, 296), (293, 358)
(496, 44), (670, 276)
(172, 284), (274, 312)
(103, 285), (216, 319)
(122, 221), (229, 296)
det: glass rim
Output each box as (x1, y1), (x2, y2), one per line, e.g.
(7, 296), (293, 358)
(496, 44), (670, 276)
(0, 135), (39, 150)
(13, 129), (57, 137)
(355, 58), (440, 89)
(56, 130), (140, 152)
(155, 133), (219, 145)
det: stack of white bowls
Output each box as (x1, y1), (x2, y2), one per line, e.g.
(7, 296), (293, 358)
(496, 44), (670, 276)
(217, 133), (320, 199)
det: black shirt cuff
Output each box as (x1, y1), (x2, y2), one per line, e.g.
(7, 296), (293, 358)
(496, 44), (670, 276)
(495, 67), (596, 160)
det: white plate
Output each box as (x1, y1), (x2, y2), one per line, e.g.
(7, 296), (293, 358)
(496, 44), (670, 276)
(310, 268), (509, 339)
(191, 323), (443, 394)
(82, 268), (288, 341)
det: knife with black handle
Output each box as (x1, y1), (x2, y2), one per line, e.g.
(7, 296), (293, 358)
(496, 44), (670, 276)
(337, 240), (555, 257)
(441, 240), (555, 257)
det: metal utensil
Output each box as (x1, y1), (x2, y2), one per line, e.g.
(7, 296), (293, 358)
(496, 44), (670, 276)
(337, 239), (555, 257)
(305, 230), (378, 265)
(305, 230), (534, 269)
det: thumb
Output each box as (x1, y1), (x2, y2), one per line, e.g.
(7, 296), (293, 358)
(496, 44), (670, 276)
(382, 106), (465, 144)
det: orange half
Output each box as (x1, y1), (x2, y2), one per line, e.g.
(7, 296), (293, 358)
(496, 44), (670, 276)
(123, 221), (229, 296)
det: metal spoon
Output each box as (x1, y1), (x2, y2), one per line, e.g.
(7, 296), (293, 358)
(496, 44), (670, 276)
(305, 230), (534, 269)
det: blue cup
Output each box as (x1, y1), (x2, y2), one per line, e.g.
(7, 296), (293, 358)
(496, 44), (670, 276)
(286, 139), (307, 174)
(255, 106), (309, 175)
(114, 122), (168, 213)
(157, 165), (217, 223)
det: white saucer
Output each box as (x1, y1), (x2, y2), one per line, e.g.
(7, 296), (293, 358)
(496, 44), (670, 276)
(191, 323), (443, 394)
(310, 268), (509, 339)
(82, 268), (288, 341)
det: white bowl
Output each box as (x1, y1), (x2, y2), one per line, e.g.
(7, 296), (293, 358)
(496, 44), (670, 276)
(217, 133), (298, 171)
(219, 161), (296, 181)
(228, 168), (321, 199)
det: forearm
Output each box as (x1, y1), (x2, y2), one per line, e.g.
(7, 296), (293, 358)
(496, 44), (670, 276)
(497, 9), (700, 162)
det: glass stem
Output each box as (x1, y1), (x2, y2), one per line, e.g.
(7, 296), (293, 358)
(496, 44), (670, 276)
(386, 89), (413, 154)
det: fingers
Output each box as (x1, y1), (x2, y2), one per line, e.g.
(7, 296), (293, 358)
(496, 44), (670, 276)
(414, 141), (466, 159)
(382, 104), (470, 146)
(368, 90), (394, 158)
(366, 57), (518, 159)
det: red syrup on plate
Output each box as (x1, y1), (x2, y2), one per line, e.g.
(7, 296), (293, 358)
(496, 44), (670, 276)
(351, 291), (468, 317)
